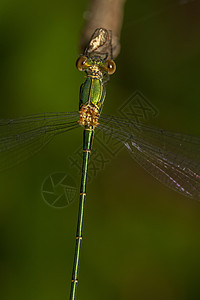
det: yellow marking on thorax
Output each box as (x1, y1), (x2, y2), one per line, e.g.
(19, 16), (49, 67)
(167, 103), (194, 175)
(87, 65), (103, 80)
(78, 105), (99, 127)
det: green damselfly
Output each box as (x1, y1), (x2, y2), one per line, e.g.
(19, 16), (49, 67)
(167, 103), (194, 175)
(1, 28), (200, 299)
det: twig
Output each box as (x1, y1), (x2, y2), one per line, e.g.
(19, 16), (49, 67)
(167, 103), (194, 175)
(79, 0), (126, 59)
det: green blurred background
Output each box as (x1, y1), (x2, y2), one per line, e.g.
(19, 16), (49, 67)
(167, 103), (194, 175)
(1, 0), (200, 299)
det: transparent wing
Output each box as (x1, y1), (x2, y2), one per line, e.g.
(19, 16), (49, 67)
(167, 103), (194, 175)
(0, 112), (79, 171)
(98, 114), (200, 200)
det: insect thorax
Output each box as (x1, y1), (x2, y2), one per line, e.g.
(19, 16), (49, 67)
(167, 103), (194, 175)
(78, 71), (106, 127)
(78, 105), (100, 127)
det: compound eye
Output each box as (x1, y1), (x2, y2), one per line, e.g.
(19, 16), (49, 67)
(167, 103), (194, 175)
(105, 59), (116, 75)
(76, 56), (87, 71)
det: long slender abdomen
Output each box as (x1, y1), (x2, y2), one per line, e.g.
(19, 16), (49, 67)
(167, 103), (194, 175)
(70, 127), (94, 299)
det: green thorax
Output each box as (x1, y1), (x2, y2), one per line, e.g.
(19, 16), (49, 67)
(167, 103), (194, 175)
(79, 75), (106, 115)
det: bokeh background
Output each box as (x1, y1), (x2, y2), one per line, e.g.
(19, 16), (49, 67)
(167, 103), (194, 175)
(1, 0), (200, 299)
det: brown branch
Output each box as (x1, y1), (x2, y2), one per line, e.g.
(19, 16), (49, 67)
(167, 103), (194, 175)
(79, 0), (126, 59)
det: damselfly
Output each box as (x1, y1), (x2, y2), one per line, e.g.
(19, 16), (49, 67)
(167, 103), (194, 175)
(1, 28), (200, 299)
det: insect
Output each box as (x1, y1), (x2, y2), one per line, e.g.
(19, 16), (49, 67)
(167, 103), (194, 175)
(1, 28), (200, 299)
